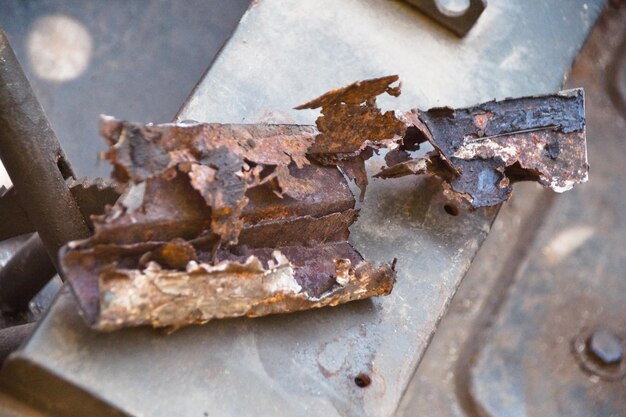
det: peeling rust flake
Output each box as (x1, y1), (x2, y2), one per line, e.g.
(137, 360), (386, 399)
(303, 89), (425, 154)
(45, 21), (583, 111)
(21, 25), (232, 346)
(61, 76), (588, 331)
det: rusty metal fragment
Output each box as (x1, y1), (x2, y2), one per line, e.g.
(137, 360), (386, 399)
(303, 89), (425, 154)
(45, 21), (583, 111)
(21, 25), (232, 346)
(100, 118), (320, 246)
(62, 117), (395, 331)
(298, 77), (588, 207)
(61, 75), (587, 331)
(64, 243), (393, 331)
(295, 75), (404, 155)
(295, 75), (406, 198)
(416, 89), (588, 206)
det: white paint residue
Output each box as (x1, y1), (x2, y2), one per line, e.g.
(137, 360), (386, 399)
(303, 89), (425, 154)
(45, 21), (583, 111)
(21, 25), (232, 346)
(550, 179), (576, 193)
(454, 140), (517, 161)
(543, 226), (595, 264)
(27, 15), (92, 82)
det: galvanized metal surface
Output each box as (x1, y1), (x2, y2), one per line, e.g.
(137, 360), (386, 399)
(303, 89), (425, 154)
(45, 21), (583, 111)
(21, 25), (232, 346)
(0, 1), (602, 416)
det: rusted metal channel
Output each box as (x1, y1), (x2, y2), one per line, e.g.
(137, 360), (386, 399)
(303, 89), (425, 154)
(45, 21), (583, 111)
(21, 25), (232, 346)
(62, 118), (395, 330)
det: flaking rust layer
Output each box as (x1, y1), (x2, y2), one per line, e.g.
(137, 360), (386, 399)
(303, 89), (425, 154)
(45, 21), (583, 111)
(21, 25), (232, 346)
(299, 76), (588, 207)
(62, 116), (396, 331)
(61, 75), (587, 331)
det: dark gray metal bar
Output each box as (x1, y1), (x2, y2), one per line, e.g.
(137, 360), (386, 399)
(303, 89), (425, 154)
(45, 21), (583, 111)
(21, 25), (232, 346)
(0, 29), (91, 269)
(0, 323), (35, 364)
(0, 234), (56, 312)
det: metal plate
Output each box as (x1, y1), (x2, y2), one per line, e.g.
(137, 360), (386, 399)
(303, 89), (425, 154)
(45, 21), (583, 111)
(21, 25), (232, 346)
(469, 4), (626, 415)
(0, 1), (602, 416)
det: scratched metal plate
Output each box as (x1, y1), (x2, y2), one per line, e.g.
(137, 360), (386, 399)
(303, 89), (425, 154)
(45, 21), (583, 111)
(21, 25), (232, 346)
(0, 1), (602, 416)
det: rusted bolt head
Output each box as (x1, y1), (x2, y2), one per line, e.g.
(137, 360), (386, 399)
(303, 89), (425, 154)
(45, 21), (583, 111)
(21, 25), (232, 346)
(588, 330), (624, 365)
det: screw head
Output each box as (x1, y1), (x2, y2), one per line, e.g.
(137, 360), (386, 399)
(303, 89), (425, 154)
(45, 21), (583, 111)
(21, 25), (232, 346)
(588, 330), (624, 365)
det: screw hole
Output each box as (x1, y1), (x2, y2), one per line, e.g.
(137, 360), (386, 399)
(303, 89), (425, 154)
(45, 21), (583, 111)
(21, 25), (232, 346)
(444, 203), (459, 216)
(354, 373), (371, 388)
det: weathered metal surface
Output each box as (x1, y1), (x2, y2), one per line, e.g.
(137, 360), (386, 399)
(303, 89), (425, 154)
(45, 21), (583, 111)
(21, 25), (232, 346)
(301, 76), (588, 207)
(0, 234), (56, 313)
(0, 0), (602, 416)
(63, 79), (585, 331)
(62, 116), (394, 330)
(92, 245), (393, 331)
(404, 0), (487, 36)
(296, 75), (404, 155)
(396, 182), (555, 417)
(468, 4), (626, 415)
(417, 89), (588, 206)
(0, 179), (119, 242)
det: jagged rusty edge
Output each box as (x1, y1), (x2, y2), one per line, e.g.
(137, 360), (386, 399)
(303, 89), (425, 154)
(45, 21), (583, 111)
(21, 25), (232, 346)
(94, 250), (395, 331)
(296, 75), (405, 156)
(98, 118), (322, 246)
(416, 88), (588, 207)
(62, 117), (397, 331)
(298, 76), (588, 208)
(63, 77), (587, 331)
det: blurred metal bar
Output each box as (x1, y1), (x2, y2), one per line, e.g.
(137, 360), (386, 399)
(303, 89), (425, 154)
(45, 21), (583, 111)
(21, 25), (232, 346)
(0, 234), (56, 312)
(0, 323), (35, 364)
(0, 29), (90, 270)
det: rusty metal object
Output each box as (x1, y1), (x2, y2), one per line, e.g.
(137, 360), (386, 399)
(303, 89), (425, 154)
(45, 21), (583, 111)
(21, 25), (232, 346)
(68, 243), (394, 331)
(295, 75), (403, 155)
(62, 117), (395, 330)
(61, 75), (588, 331)
(299, 76), (588, 208)
(420, 89), (588, 206)
(100, 118), (319, 246)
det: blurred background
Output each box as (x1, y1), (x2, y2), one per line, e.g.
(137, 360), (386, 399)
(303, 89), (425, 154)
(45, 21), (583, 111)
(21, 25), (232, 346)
(0, 0), (249, 184)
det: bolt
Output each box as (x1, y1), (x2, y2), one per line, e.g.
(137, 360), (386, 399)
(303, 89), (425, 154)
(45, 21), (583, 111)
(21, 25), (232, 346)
(588, 330), (624, 365)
